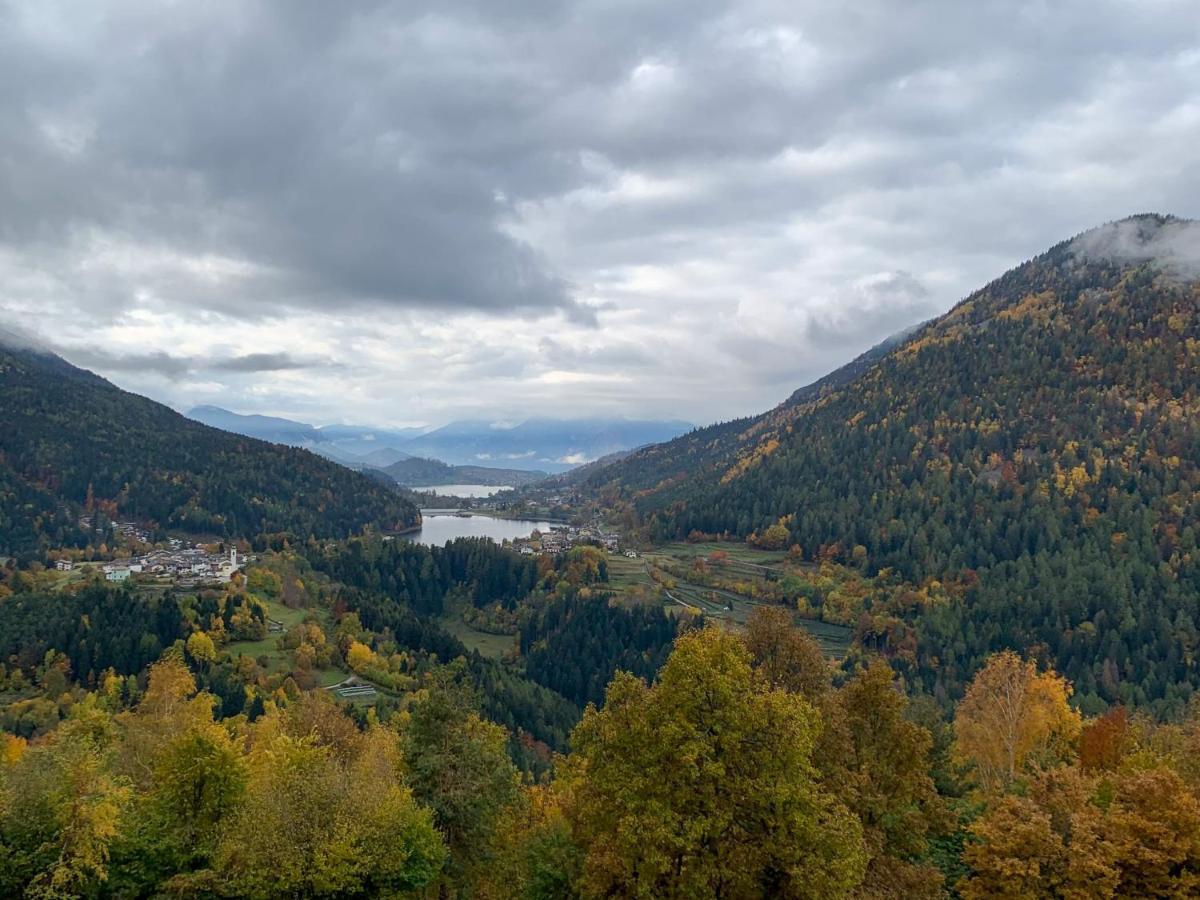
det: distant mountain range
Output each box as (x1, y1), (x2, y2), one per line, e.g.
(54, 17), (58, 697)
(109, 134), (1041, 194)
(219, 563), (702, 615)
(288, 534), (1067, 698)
(187, 407), (692, 475)
(186, 406), (423, 467)
(396, 417), (693, 473)
(381, 457), (547, 488)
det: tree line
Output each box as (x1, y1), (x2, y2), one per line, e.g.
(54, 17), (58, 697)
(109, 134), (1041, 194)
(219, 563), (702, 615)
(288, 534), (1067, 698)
(6, 606), (1198, 897)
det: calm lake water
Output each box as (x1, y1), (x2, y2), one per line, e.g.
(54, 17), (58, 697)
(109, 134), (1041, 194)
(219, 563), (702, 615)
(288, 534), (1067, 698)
(423, 484), (512, 498)
(407, 512), (556, 546)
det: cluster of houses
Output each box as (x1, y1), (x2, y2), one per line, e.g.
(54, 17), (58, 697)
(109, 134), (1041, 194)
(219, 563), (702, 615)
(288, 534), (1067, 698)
(94, 547), (242, 585)
(77, 517), (154, 544)
(514, 523), (632, 557)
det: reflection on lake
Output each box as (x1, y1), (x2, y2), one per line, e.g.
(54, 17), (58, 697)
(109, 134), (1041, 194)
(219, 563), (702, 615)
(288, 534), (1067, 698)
(406, 512), (557, 546)
(422, 484), (512, 498)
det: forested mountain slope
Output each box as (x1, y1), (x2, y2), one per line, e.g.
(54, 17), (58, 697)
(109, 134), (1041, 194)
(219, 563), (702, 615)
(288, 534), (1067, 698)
(591, 215), (1200, 712)
(0, 338), (419, 556)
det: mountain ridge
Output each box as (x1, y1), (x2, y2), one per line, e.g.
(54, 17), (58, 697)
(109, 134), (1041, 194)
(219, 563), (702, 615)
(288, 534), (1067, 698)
(381, 457), (548, 488)
(587, 213), (1200, 712)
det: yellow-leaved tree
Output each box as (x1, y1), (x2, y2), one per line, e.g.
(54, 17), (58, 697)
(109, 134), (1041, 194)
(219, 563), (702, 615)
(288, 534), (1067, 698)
(560, 626), (866, 899)
(954, 650), (1081, 792)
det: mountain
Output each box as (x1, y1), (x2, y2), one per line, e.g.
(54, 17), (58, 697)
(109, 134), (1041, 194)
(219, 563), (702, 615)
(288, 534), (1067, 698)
(398, 417), (694, 473)
(187, 407), (691, 476)
(356, 446), (413, 468)
(310, 423), (428, 457)
(381, 457), (548, 488)
(0, 340), (419, 557)
(185, 406), (420, 465)
(588, 214), (1200, 713)
(186, 405), (321, 444)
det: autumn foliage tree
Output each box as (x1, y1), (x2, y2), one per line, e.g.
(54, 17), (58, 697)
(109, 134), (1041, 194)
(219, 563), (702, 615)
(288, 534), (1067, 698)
(817, 662), (947, 898)
(961, 765), (1200, 898)
(561, 626), (866, 899)
(743, 605), (830, 699)
(954, 651), (1081, 792)
(0, 660), (447, 898)
(400, 663), (520, 881)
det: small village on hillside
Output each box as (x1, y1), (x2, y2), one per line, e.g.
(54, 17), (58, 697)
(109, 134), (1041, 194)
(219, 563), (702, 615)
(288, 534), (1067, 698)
(511, 521), (636, 558)
(55, 545), (242, 586)
(49, 518), (247, 586)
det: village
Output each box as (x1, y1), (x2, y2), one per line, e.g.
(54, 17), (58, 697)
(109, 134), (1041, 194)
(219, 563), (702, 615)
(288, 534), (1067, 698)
(54, 522), (244, 587)
(511, 521), (637, 559)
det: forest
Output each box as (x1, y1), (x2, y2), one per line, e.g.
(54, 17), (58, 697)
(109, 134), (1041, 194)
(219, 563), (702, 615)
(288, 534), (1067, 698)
(3, 600), (1199, 898)
(0, 341), (418, 560)
(587, 219), (1200, 714)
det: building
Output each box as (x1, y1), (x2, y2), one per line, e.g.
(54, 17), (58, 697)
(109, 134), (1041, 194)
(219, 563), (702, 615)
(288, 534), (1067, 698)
(106, 568), (131, 582)
(55, 559), (73, 571)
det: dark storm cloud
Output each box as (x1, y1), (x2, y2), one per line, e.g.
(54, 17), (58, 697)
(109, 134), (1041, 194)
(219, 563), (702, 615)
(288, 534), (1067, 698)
(212, 352), (323, 374)
(65, 349), (195, 379)
(61, 346), (325, 380)
(0, 1), (580, 320)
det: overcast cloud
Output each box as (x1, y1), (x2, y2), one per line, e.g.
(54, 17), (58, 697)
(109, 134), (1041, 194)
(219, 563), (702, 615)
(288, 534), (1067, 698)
(1, 0), (1197, 426)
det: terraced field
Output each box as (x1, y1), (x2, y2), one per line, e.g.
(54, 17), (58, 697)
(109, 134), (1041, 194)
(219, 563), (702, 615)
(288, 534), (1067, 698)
(606, 544), (852, 658)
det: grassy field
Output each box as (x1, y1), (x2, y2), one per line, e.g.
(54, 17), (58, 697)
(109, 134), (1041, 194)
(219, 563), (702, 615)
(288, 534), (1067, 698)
(605, 554), (653, 591)
(316, 668), (349, 688)
(226, 598), (341, 678)
(437, 615), (516, 660)
(35, 566), (97, 592)
(649, 541), (791, 567)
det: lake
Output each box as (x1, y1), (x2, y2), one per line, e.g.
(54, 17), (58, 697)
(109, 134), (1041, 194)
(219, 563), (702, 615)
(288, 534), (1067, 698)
(406, 512), (557, 546)
(422, 484), (512, 498)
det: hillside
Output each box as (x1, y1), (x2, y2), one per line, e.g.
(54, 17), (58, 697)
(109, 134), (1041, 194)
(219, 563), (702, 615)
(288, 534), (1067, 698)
(589, 215), (1200, 712)
(0, 340), (420, 556)
(381, 456), (547, 487)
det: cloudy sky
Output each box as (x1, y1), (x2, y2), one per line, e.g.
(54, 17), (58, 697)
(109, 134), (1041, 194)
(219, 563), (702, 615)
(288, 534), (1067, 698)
(2, 1), (1197, 427)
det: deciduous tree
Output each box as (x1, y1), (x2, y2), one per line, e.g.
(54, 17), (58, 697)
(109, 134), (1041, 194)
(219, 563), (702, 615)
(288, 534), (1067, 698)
(744, 605), (829, 700)
(562, 626), (866, 899)
(954, 651), (1080, 792)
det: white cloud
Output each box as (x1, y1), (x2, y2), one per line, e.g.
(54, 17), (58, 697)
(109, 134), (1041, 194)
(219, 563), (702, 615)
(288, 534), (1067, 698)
(1, 0), (1197, 427)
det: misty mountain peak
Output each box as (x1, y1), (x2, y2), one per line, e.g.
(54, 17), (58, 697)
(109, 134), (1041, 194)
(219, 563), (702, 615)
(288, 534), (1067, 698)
(1069, 214), (1200, 280)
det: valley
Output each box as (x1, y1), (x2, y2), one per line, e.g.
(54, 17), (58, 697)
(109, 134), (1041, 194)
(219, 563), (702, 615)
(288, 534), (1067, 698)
(3, 4), (1198, 893)
(3, 215), (1200, 897)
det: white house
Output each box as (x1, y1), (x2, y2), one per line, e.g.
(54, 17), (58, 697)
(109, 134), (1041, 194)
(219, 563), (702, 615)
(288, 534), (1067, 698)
(106, 569), (131, 582)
